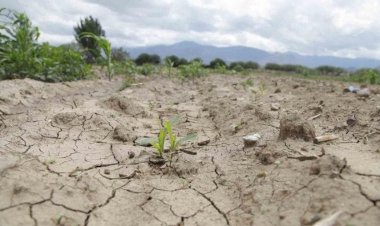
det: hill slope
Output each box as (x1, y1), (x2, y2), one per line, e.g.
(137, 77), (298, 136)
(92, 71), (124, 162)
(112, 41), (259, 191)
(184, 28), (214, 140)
(127, 41), (380, 68)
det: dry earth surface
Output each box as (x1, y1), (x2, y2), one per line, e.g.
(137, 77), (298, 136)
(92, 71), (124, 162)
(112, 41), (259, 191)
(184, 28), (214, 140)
(0, 73), (380, 226)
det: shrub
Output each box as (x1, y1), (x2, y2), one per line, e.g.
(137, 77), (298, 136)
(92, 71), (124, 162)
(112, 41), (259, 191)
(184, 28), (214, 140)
(265, 63), (309, 73)
(178, 61), (206, 80)
(36, 43), (91, 82)
(135, 53), (160, 65)
(244, 61), (260, 70)
(74, 16), (105, 63)
(0, 9), (40, 79)
(315, 65), (345, 76)
(0, 8), (91, 82)
(209, 58), (227, 69)
(190, 58), (203, 64)
(114, 60), (137, 76)
(111, 47), (129, 62)
(229, 61), (245, 71)
(138, 63), (155, 76)
(349, 69), (380, 84)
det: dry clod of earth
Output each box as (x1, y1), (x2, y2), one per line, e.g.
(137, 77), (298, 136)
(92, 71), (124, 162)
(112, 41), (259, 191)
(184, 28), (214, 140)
(279, 113), (316, 141)
(357, 88), (371, 98)
(103, 95), (147, 116)
(113, 125), (135, 142)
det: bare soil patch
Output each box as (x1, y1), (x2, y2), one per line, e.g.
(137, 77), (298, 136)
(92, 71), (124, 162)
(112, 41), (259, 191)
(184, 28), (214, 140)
(1, 74), (379, 226)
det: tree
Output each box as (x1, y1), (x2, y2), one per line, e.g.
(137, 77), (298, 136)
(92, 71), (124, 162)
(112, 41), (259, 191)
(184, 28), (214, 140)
(74, 16), (105, 63)
(111, 47), (129, 62)
(244, 61), (259, 70)
(80, 32), (112, 80)
(190, 58), (203, 64)
(164, 55), (188, 67)
(209, 58), (227, 69)
(135, 53), (161, 65)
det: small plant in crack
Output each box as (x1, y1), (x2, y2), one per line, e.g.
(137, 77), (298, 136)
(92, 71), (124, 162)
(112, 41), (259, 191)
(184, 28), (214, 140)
(151, 125), (167, 157)
(150, 116), (197, 160)
(165, 119), (197, 153)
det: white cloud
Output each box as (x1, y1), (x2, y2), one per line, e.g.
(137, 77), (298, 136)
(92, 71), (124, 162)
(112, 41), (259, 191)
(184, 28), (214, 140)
(3, 0), (380, 59)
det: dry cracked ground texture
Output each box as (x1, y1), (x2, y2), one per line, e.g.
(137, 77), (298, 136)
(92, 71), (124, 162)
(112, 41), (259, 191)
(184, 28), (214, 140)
(0, 74), (380, 226)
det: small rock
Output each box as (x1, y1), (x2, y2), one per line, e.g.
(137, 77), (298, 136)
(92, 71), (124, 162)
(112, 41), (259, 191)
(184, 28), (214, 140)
(346, 115), (357, 127)
(270, 103), (280, 111)
(128, 151), (135, 159)
(104, 169), (110, 175)
(357, 88), (370, 97)
(343, 85), (359, 93)
(149, 156), (166, 165)
(243, 134), (261, 147)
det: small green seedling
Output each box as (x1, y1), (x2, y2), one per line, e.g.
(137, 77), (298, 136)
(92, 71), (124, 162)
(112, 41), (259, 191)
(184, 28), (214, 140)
(150, 116), (197, 158)
(165, 120), (197, 152)
(150, 123), (168, 157)
(151, 126), (167, 157)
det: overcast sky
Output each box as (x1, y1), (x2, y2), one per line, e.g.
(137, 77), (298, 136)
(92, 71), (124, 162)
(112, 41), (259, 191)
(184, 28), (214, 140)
(3, 0), (380, 59)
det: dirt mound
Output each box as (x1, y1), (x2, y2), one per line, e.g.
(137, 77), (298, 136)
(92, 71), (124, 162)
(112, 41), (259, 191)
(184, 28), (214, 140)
(52, 112), (82, 125)
(279, 113), (316, 141)
(309, 155), (346, 176)
(102, 95), (147, 117)
(113, 125), (135, 142)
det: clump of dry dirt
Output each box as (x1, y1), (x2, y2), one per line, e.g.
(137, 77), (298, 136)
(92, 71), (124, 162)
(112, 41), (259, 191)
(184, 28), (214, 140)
(102, 94), (148, 117)
(113, 125), (135, 142)
(279, 113), (316, 141)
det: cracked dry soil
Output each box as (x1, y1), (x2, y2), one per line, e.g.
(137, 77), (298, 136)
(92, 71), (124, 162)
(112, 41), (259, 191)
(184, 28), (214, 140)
(0, 74), (380, 226)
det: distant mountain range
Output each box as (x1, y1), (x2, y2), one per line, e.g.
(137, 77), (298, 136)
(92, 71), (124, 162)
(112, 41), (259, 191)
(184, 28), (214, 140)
(126, 41), (380, 69)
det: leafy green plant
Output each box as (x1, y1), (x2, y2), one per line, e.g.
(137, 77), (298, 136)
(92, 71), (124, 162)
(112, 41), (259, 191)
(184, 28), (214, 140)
(138, 63), (155, 76)
(0, 8), (90, 82)
(0, 8), (40, 79)
(349, 69), (380, 84)
(240, 78), (254, 90)
(165, 58), (174, 77)
(178, 61), (207, 80)
(151, 126), (167, 157)
(213, 63), (228, 74)
(114, 59), (137, 75)
(80, 32), (112, 80)
(150, 116), (197, 158)
(36, 43), (90, 82)
(119, 74), (136, 91)
(164, 118), (197, 152)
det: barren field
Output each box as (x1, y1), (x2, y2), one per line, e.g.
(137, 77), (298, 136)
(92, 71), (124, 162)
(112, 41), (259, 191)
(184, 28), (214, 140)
(0, 73), (379, 226)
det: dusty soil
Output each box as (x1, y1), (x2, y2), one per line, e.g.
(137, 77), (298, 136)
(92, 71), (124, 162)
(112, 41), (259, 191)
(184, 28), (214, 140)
(0, 74), (379, 226)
